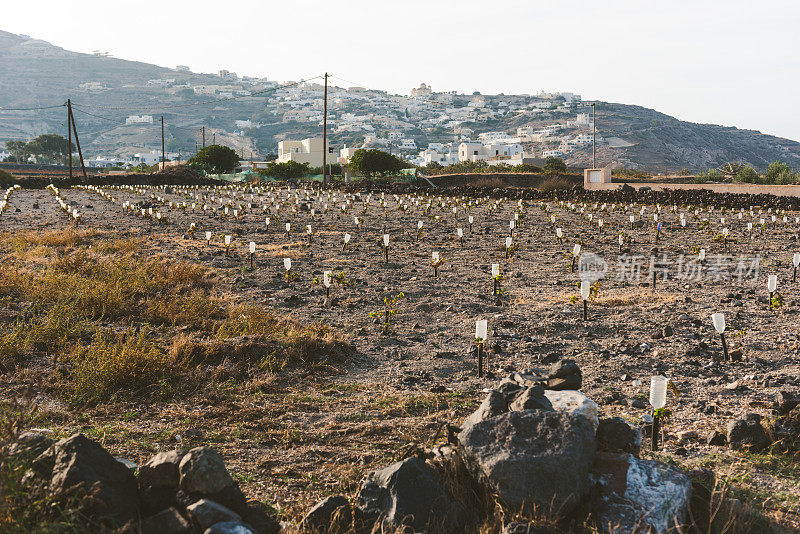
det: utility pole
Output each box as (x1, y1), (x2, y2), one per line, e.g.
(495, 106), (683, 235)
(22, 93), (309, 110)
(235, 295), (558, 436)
(202, 127), (205, 148)
(322, 72), (328, 186)
(213, 132), (216, 145)
(592, 102), (597, 169)
(196, 141), (199, 154)
(161, 116), (165, 171)
(66, 100), (87, 179)
(67, 100), (73, 179)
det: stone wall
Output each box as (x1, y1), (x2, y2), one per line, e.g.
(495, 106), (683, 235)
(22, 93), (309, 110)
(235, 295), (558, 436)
(585, 181), (800, 198)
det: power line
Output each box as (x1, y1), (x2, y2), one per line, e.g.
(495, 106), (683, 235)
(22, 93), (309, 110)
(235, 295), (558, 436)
(0, 104), (66, 111)
(69, 105), (120, 123)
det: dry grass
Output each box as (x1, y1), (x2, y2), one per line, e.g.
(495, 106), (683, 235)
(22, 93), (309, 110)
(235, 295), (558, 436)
(539, 177), (575, 192)
(0, 229), (349, 404)
(67, 329), (180, 403)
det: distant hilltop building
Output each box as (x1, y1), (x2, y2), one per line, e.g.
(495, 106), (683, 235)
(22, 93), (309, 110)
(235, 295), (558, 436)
(126, 115), (154, 125)
(218, 70), (238, 81)
(411, 83), (432, 97)
(175, 65), (192, 73)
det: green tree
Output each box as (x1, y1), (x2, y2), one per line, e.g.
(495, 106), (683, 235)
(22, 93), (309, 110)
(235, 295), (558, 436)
(5, 140), (29, 163)
(25, 134), (74, 164)
(764, 161), (796, 185)
(734, 165), (759, 183)
(187, 144), (240, 174)
(258, 160), (309, 179)
(348, 149), (407, 178)
(543, 156), (567, 175)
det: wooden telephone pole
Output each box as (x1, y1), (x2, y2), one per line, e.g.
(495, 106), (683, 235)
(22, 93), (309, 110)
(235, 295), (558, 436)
(202, 127), (205, 148)
(65, 99), (87, 180)
(161, 116), (166, 171)
(322, 72), (328, 186)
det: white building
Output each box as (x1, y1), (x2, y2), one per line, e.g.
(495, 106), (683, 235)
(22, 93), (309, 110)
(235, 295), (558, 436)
(235, 120), (253, 129)
(543, 149), (567, 158)
(277, 138), (333, 167)
(131, 151), (162, 166)
(396, 138), (417, 151)
(338, 145), (358, 165)
(458, 142), (523, 163)
(126, 115), (154, 125)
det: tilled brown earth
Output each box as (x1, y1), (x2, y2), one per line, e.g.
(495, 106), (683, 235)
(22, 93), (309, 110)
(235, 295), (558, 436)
(2, 184), (799, 528)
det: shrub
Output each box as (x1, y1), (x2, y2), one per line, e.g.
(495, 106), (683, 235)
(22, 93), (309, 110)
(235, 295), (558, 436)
(764, 161), (796, 185)
(67, 329), (178, 403)
(734, 165), (759, 183)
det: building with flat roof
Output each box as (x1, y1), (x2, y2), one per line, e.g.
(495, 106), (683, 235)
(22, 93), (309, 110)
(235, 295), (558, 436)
(277, 138), (333, 167)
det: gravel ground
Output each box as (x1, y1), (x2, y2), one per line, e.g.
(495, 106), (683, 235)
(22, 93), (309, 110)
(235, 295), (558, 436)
(2, 183), (799, 528)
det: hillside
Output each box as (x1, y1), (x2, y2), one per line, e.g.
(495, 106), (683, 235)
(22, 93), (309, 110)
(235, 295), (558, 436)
(2, 29), (800, 173)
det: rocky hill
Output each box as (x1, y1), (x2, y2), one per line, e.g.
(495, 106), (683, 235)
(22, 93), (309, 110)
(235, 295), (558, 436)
(2, 29), (800, 173)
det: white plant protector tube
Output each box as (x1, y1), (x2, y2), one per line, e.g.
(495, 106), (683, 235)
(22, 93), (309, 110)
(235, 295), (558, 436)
(249, 241), (256, 254)
(457, 228), (464, 238)
(323, 270), (332, 287)
(383, 234), (390, 247)
(650, 376), (667, 409)
(506, 236), (513, 249)
(344, 233), (351, 244)
(432, 251), (440, 263)
(556, 228), (563, 238)
(572, 243), (581, 257)
(793, 253), (800, 267)
(711, 312), (725, 334)
(580, 281), (590, 301)
(224, 235), (232, 246)
(492, 263), (500, 278)
(768, 274), (777, 293)
(284, 257), (292, 271)
(286, 223), (291, 232)
(698, 248), (706, 262)
(205, 231), (212, 241)
(475, 319), (488, 342)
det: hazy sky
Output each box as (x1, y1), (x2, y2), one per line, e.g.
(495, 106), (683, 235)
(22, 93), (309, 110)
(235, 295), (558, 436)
(3, 0), (799, 140)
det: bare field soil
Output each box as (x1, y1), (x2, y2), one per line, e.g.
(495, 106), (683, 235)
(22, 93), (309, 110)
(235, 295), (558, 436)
(1, 184), (799, 530)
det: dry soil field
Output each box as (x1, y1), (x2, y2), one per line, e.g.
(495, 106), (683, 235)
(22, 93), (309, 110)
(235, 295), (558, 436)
(1, 182), (799, 532)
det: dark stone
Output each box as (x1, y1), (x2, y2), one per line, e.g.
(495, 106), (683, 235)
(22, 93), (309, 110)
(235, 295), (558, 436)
(302, 495), (356, 533)
(458, 410), (595, 514)
(179, 446), (235, 495)
(356, 457), (468, 532)
(41, 433), (139, 525)
(461, 390), (509, 431)
(775, 390), (799, 415)
(707, 431), (727, 446)
(508, 386), (554, 412)
(186, 499), (241, 531)
(496, 378), (524, 401)
(176, 484), (248, 517)
(139, 450), (186, 489)
(140, 484), (179, 516)
(241, 501), (281, 534)
(596, 417), (642, 456)
(4, 431), (53, 462)
(727, 414), (770, 452)
(137, 507), (192, 534)
(547, 358), (582, 390)
(203, 521), (257, 534)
